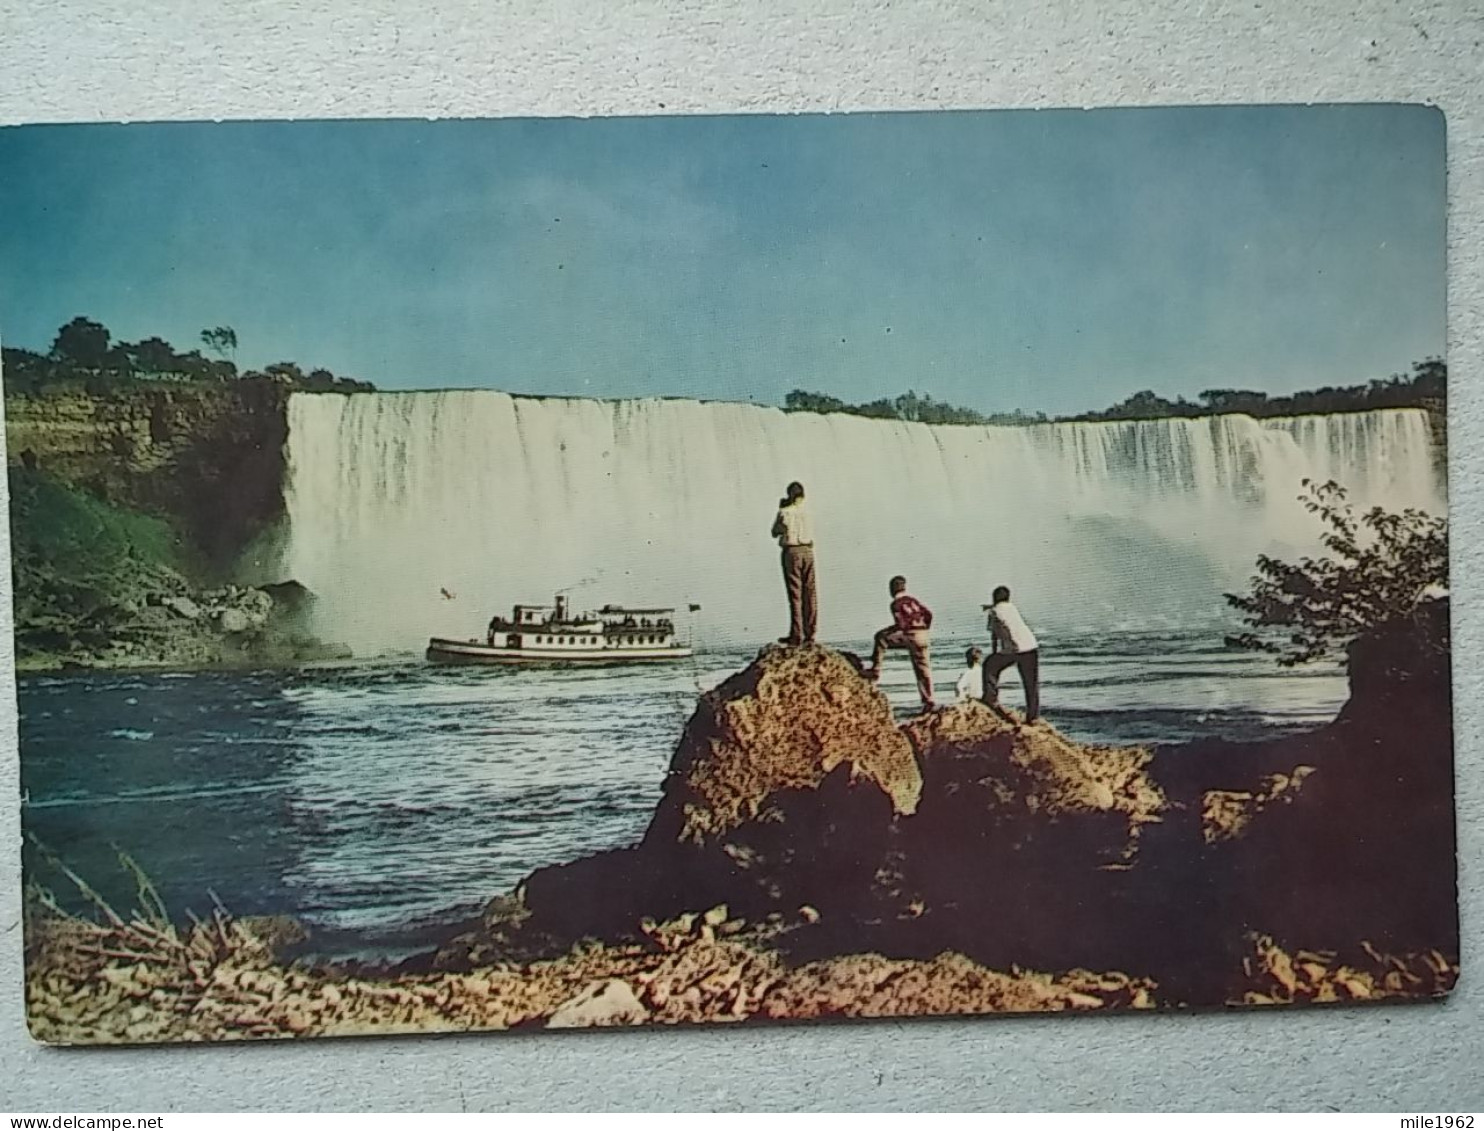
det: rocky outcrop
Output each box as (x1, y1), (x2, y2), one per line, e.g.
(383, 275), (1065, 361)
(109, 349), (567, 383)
(24, 603), (1457, 1041)
(5, 386), (348, 669)
(439, 644), (1173, 975)
(1238, 934), (1455, 1008)
(1201, 766), (1315, 844)
(12, 545), (346, 673)
(5, 382), (290, 575)
(644, 646), (922, 845)
(438, 601), (1456, 1009)
(87, 581), (347, 671)
(1139, 597), (1456, 996)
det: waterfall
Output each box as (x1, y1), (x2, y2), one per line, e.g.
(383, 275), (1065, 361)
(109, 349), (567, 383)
(280, 395), (1443, 656)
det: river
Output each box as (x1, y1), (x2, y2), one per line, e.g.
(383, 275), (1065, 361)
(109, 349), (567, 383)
(19, 630), (1344, 960)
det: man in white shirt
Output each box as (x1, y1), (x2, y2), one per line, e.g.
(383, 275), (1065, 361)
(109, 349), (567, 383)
(955, 647), (985, 703)
(983, 585), (1041, 721)
(770, 481), (816, 645)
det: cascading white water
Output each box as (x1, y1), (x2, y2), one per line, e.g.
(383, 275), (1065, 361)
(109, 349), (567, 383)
(280, 394), (1443, 656)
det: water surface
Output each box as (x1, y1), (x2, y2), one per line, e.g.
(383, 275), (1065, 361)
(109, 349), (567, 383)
(19, 632), (1344, 957)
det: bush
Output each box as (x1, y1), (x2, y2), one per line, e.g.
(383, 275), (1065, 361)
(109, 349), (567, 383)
(1225, 480), (1448, 666)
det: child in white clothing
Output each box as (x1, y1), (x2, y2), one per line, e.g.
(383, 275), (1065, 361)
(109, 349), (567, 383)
(955, 647), (985, 703)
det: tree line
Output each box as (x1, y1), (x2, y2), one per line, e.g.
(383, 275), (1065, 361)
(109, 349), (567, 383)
(783, 388), (1049, 426)
(2, 316), (375, 396)
(1062, 359), (1445, 422)
(783, 359), (1446, 426)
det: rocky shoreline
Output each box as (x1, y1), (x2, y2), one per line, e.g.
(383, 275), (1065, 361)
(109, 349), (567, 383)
(26, 894), (1165, 1043)
(13, 576), (350, 674)
(6, 384), (351, 672)
(24, 601), (1458, 1043)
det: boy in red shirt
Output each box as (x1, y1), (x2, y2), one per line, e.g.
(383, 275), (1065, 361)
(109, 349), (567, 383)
(865, 575), (936, 711)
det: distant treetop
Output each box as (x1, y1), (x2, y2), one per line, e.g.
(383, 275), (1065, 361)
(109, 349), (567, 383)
(782, 359), (1445, 427)
(3, 317), (375, 396)
(1060, 359), (1444, 423)
(783, 388), (1047, 427)
(5, 316), (1444, 417)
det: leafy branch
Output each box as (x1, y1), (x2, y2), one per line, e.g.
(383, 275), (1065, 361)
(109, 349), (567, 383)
(1225, 479), (1447, 666)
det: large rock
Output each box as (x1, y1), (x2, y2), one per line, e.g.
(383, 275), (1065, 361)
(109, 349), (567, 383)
(209, 587), (273, 635)
(1131, 597), (1456, 999)
(217, 608), (250, 634)
(545, 979), (649, 1028)
(438, 604), (1456, 1007)
(643, 644), (921, 846)
(447, 643), (1168, 969)
(162, 595), (202, 621)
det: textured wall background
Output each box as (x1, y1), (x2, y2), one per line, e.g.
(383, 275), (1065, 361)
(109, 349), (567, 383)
(1, 0), (1480, 1112)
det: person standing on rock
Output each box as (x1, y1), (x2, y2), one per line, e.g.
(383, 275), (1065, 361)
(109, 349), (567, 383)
(771, 481), (817, 645)
(866, 575), (936, 711)
(983, 585), (1041, 722)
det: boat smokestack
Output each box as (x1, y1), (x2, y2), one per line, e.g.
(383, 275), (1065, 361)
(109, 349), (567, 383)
(555, 594), (567, 621)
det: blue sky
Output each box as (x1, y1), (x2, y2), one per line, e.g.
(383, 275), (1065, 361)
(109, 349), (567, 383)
(0, 105), (1445, 416)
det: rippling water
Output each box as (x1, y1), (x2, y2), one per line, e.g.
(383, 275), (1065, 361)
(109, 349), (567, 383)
(19, 632), (1345, 957)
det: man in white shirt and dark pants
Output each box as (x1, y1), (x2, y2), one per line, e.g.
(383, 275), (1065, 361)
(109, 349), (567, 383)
(983, 585), (1040, 722)
(770, 481), (817, 645)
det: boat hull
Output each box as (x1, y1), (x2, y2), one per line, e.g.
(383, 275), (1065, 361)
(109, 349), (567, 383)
(426, 637), (693, 666)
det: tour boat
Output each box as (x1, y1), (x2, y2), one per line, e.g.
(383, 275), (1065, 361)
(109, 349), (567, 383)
(426, 595), (695, 665)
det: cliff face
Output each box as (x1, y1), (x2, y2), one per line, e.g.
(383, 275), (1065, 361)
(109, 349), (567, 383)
(4, 383), (346, 669)
(439, 602), (1456, 1009)
(1422, 402), (1448, 483)
(5, 381), (290, 575)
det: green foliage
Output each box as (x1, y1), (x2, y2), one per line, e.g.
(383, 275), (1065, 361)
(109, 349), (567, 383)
(264, 361), (305, 384)
(9, 468), (184, 571)
(50, 316), (111, 370)
(785, 361), (1444, 427)
(783, 387), (1047, 426)
(130, 337), (179, 374)
(1, 347), (53, 393)
(783, 390), (848, 414)
(1068, 359), (1446, 422)
(1224, 480), (1448, 666)
(200, 325), (238, 362)
(7, 466), (194, 655)
(4, 318), (373, 395)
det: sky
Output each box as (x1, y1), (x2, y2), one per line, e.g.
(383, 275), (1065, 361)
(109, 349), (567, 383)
(0, 105), (1446, 417)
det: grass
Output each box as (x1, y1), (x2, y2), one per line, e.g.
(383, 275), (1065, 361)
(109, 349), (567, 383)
(8, 465), (194, 581)
(6, 466), (208, 658)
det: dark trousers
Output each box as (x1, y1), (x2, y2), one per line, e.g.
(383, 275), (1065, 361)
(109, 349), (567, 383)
(871, 627), (935, 707)
(781, 544), (817, 643)
(983, 648), (1040, 720)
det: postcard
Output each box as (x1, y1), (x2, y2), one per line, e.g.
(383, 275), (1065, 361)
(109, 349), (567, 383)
(4, 106), (1454, 1044)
